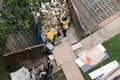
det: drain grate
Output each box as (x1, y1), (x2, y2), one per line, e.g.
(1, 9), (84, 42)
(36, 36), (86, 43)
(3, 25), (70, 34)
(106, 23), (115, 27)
(79, 0), (120, 23)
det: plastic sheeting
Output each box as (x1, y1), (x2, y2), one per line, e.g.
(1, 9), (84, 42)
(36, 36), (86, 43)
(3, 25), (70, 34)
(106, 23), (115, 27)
(10, 67), (30, 80)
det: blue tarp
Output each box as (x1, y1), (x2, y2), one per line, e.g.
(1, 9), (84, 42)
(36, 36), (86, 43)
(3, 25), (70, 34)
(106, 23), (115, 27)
(36, 31), (44, 44)
(31, 20), (44, 44)
(80, 52), (109, 73)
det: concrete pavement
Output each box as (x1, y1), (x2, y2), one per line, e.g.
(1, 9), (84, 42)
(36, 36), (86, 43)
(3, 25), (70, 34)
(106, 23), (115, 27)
(80, 17), (120, 51)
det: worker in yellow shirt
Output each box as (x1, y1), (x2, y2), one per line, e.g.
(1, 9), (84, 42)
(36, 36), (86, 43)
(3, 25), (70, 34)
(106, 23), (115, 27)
(47, 28), (57, 42)
(60, 17), (68, 37)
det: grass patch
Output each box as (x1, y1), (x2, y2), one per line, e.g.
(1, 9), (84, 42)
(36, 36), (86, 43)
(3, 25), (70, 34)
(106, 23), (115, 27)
(103, 34), (120, 62)
(82, 33), (120, 80)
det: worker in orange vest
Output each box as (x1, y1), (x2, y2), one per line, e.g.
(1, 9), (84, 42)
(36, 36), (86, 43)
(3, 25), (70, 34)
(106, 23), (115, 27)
(60, 17), (69, 37)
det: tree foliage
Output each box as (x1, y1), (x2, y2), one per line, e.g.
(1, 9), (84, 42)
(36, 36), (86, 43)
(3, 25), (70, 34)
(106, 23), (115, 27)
(0, 0), (41, 50)
(0, 0), (50, 51)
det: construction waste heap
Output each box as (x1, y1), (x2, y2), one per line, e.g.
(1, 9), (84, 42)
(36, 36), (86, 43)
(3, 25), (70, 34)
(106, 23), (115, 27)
(33, 0), (70, 41)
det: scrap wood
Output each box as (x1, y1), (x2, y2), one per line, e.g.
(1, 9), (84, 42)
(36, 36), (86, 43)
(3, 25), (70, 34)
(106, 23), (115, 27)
(36, 1), (71, 39)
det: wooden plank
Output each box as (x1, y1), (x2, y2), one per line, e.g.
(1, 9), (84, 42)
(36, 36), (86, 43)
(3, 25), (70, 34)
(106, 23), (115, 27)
(53, 43), (76, 66)
(61, 60), (84, 80)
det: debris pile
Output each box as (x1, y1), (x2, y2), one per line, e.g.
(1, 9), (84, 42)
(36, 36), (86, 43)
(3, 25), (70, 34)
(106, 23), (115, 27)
(36, 0), (71, 39)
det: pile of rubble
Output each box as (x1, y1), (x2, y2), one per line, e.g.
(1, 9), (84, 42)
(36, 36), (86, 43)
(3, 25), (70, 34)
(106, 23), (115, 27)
(34, 0), (71, 39)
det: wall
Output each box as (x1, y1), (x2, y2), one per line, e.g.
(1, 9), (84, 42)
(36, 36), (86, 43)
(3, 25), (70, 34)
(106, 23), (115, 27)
(68, 0), (83, 40)
(2, 45), (44, 66)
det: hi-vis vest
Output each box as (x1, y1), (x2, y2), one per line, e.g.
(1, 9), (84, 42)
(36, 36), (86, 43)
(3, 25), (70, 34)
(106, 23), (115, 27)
(60, 18), (68, 29)
(47, 28), (57, 41)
